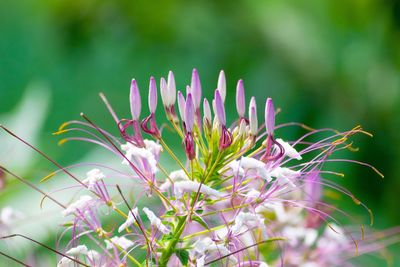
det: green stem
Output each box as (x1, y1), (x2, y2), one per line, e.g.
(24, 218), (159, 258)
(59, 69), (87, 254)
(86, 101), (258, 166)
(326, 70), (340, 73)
(158, 216), (187, 267)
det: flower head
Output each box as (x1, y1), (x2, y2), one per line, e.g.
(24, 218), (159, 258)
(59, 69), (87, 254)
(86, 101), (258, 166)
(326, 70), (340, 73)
(3, 69), (392, 267)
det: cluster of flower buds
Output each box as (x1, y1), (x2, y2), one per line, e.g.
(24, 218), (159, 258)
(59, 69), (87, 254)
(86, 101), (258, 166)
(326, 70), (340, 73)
(0, 69), (396, 267)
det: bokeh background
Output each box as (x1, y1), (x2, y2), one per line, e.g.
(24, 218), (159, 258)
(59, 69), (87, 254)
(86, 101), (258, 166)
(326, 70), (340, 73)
(1, 0), (399, 266)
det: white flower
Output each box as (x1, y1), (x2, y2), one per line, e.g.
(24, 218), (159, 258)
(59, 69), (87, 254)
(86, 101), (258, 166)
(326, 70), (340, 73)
(193, 237), (230, 256)
(121, 140), (161, 174)
(196, 255), (206, 267)
(143, 207), (170, 234)
(174, 181), (223, 199)
(105, 236), (134, 250)
(275, 138), (302, 160)
(118, 207), (139, 233)
(57, 257), (72, 267)
(191, 237), (236, 265)
(159, 170), (189, 191)
(66, 245), (88, 256)
(245, 189), (261, 201)
(144, 139), (162, 155)
(82, 169), (105, 190)
(223, 160), (244, 176)
(259, 262), (269, 267)
(270, 167), (300, 188)
(240, 157), (265, 169)
(239, 157), (271, 182)
(62, 195), (92, 217)
(230, 212), (266, 236)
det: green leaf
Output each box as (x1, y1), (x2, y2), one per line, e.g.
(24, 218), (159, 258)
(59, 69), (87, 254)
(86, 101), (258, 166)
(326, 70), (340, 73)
(161, 233), (174, 242)
(175, 249), (189, 266)
(164, 210), (175, 216)
(192, 214), (209, 230)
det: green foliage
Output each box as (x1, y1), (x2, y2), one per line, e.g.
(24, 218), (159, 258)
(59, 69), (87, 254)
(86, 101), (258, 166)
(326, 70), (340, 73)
(175, 249), (189, 266)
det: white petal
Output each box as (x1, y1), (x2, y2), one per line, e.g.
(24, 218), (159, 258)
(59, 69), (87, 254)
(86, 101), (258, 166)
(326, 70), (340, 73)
(57, 257), (72, 267)
(143, 207), (170, 234)
(240, 157), (265, 170)
(82, 168), (105, 190)
(174, 181), (222, 199)
(270, 167), (299, 188)
(105, 236), (134, 250)
(160, 170), (189, 191)
(118, 207), (139, 233)
(224, 160), (244, 176)
(196, 255), (206, 267)
(275, 138), (302, 160)
(66, 245), (88, 256)
(231, 212), (265, 236)
(121, 140), (161, 174)
(62, 195), (92, 217)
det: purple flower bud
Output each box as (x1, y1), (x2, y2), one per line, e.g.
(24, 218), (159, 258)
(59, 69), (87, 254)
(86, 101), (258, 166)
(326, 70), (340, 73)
(203, 98), (212, 124)
(249, 97), (257, 135)
(167, 71), (176, 105)
(214, 90), (226, 126)
(129, 79), (141, 121)
(217, 70), (226, 102)
(148, 77), (157, 114)
(190, 69), (202, 109)
(177, 91), (186, 122)
(185, 94), (195, 132)
(219, 126), (233, 150)
(160, 77), (169, 107)
(265, 98), (275, 135)
(236, 79), (245, 118)
(184, 133), (195, 160)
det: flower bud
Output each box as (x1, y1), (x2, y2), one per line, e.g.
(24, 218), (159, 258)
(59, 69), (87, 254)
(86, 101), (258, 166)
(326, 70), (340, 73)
(130, 79), (141, 121)
(265, 98), (275, 135)
(167, 71), (176, 106)
(236, 79), (245, 118)
(191, 69), (202, 109)
(185, 94), (195, 132)
(148, 77), (157, 114)
(160, 77), (169, 107)
(177, 91), (186, 122)
(217, 70), (226, 102)
(239, 119), (247, 136)
(203, 98), (212, 125)
(249, 97), (258, 135)
(214, 90), (226, 126)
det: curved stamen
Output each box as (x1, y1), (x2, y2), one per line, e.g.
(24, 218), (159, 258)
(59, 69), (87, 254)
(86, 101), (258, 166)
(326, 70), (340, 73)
(141, 114), (160, 139)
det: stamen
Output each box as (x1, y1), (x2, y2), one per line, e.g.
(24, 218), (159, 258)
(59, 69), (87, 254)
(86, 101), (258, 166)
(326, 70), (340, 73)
(0, 234), (90, 267)
(0, 125), (86, 188)
(0, 251), (31, 267)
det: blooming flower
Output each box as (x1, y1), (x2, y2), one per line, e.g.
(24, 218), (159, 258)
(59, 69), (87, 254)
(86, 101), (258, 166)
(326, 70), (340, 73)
(0, 69), (395, 267)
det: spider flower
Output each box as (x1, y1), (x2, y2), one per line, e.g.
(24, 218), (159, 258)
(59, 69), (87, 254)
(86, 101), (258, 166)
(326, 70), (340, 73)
(1, 69), (397, 267)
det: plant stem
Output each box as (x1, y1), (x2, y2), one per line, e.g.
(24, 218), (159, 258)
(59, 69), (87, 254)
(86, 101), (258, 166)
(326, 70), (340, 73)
(158, 216), (187, 267)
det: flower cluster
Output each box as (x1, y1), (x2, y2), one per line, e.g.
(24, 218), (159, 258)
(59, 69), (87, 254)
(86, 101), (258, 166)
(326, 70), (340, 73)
(0, 69), (396, 267)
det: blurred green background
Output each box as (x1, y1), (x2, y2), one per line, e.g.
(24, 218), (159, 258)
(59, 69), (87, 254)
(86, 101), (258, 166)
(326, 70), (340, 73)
(1, 0), (399, 266)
